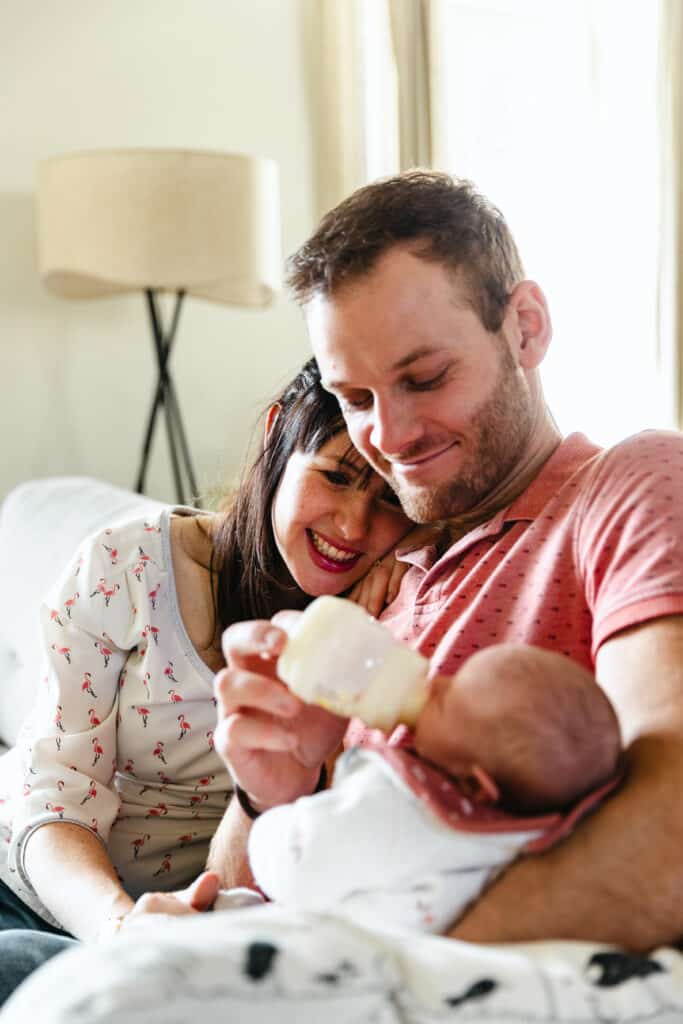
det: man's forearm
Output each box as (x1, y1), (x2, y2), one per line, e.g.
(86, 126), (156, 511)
(206, 795), (256, 888)
(451, 734), (683, 951)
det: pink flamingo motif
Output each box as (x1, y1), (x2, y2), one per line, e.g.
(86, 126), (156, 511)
(153, 852), (172, 877)
(177, 713), (191, 740)
(152, 741), (167, 764)
(90, 578), (120, 607)
(23, 783), (31, 797)
(56, 779), (65, 791)
(148, 583), (161, 610)
(131, 833), (151, 859)
(164, 662), (179, 684)
(118, 667), (127, 689)
(64, 593), (79, 618)
(80, 780), (98, 805)
(54, 705), (65, 732)
(143, 522), (161, 534)
(123, 758), (135, 775)
(45, 802), (65, 818)
(142, 624), (160, 646)
(189, 793), (208, 810)
(94, 636), (113, 667)
(51, 644), (71, 664)
(88, 708), (102, 728)
(206, 730), (214, 751)
(136, 706), (150, 728)
(49, 609), (64, 627)
(73, 554), (84, 576)
(167, 689), (183, 703)
(91, 736), (104, 766)
(141, 672), (151, 698)
(157, 771), (171, 786)
(102, 544), (118, 565)
(145, 803), (168, 819)
(133, 547), (154, 581)
(177, 832), (197, 847)
(194, 774), (215, 790)
(91, 818), (99, 834)
(81, 672), (97, 698)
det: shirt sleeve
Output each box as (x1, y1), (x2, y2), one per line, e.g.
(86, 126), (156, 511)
(8, 523), (139, 893)
(577, 431), (683, 655)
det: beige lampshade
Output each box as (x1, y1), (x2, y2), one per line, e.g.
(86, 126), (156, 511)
(36, 148), (281, 308)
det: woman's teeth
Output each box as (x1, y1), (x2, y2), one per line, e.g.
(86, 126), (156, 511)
(310, 531), (357, 563)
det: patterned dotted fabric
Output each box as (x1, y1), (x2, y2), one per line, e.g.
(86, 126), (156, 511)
(347, 430), (683, 775)
(381, 431), (683, 675)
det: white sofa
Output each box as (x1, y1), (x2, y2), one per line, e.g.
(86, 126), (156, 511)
(0, 477), (166, 753)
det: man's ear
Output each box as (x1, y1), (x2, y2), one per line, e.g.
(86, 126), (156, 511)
(264, 403), (281, 448)
(504, 280), (552, 370)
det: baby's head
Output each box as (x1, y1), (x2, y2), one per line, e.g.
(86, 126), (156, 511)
(430, 645), (622, 814)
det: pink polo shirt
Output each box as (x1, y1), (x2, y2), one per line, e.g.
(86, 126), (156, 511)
(377, 430), (683, 678)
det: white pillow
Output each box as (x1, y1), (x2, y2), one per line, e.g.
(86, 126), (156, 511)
(0, 477), (165, 747)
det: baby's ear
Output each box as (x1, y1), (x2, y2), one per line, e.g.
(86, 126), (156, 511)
(263, 403), (282, 448)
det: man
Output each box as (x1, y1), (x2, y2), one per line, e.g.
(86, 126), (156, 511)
(210, 171), (683, 951)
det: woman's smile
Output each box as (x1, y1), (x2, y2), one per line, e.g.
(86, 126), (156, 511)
(306, 528), (363, 573)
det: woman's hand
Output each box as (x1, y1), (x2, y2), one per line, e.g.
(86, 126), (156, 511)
(348, 524), (441, 617)
(102, 871), (221, 939)
(213, 617), (347, 812)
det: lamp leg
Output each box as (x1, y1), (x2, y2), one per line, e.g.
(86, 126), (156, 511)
(135, 289), (199, 506)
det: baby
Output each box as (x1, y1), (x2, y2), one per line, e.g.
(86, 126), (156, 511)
(248, 600), (622, 934)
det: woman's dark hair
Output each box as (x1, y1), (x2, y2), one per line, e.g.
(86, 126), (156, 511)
(210, 358), (347, 629)
(286, 170), (524, 333)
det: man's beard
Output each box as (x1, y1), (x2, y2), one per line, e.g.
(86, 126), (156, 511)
(386, 346), (534, 523)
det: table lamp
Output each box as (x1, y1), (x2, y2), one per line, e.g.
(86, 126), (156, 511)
(36, 148), (281, 504)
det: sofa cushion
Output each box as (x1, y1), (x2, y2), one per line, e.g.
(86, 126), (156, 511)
(0, 477), (166, 748)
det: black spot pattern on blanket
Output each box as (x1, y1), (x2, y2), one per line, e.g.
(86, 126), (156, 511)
(244, 941), (279, 981)
(316, 959), (360, 986)
(586, 951), (665, 987)
(444, 977), (498, 1006)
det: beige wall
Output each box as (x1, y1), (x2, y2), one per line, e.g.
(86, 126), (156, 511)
(0, 0), (315, 503)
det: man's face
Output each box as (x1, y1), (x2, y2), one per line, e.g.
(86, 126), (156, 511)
(306, 247), (534, 523)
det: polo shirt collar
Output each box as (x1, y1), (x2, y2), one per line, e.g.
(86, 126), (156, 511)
(398, 433), (601, 571)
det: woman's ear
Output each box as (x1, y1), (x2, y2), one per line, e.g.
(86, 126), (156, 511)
(504, 280), (552, 370)
(264, 403), (282, 449)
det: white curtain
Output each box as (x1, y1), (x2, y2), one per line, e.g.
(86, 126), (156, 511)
(658, 0), (683, 430)
(302, 0), (439, 219)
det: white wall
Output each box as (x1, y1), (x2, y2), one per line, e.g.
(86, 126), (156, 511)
(0, 0), (315, 503)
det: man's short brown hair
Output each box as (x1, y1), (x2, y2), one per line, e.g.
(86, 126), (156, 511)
(286, 170), (525, 332)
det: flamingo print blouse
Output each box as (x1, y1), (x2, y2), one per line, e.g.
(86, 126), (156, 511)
(0, 508), (231, 926)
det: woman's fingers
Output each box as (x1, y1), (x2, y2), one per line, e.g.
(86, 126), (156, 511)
(349, 562), (391, 617)
(386, 556), (409, 605)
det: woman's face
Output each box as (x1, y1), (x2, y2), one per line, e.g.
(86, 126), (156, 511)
(272, 431), (411, 597)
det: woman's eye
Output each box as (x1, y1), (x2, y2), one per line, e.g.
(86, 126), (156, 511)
(321, 469), (352, 486)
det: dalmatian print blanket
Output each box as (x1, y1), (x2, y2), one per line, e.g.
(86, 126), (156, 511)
(4, 904), (683, 1023)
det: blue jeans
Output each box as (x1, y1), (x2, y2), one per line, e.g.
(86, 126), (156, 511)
(0, 879), (77, 1007)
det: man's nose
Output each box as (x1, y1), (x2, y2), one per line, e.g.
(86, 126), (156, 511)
(368, 394), (422, 459)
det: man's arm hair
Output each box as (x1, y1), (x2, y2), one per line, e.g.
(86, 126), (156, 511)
(450, 615), (683, 951)
(206, 795), (256, 889)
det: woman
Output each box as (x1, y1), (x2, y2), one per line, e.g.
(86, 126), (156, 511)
(0, 359), (411, 996)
